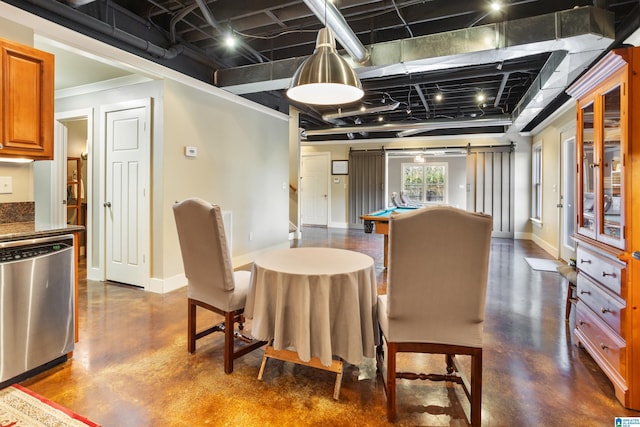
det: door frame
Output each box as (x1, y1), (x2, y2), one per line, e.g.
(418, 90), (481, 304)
(55, 108), (95, 277)
(559, 135), (577, 262)
(99, 98), (151, 288)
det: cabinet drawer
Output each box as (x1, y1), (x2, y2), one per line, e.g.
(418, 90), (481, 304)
(576, 246), (625, 295)
(576, 274), (626, 334)
(575, 302), (626, 375)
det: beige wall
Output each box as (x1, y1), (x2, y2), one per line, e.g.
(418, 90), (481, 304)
(530, 105), (576, 257)
(300, 134), (518, 229)
(54, 78), (289, 287)
(1, 7), (291, 292)
(162, 80), (290, 279)
(0, 163), (33, 204)
(0, 16), (32, 45)
(289, 108), (300, 230)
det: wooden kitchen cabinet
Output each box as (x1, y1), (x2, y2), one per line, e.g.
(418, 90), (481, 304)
(0, 37), (54, 160)
(566, 46), (640, 410)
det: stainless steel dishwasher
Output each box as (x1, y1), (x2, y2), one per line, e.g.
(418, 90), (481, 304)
(0, 234), (75, 387)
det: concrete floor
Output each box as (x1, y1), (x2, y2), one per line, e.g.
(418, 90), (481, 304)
(21, 226), (640, 426)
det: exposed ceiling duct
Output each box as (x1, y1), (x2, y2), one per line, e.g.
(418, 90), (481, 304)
(302, 115), (513, 138)
(65, 0), (96, 6)
(216, 6), (614, 133)
(302, 0), (369, 64)
(9, 0), (634, 141)
(322, 102), (400, 121)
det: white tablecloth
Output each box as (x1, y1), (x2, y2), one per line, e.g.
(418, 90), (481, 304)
(246, 247), (378, 366)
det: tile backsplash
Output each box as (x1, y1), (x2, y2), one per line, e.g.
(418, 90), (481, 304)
(0, 202), (35, 224)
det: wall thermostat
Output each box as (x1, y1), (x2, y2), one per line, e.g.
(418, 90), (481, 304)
(185, 146), (197, 157)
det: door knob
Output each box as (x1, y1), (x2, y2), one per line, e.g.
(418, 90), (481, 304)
(104, 202), (112, 208)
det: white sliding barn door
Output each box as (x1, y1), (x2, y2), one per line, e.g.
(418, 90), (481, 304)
(467, 145), (514, 238)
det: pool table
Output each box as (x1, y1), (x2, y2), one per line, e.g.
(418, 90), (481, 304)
(360, 207), (419, 267)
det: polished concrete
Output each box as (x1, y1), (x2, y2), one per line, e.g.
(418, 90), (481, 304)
(22, 227), (640, 426)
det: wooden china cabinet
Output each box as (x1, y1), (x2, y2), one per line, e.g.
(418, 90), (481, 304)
(566, 46), (640, 410)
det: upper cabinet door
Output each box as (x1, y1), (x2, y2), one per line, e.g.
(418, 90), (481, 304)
(578, 100), (596, 239)
(0, 38), (54, 160)
(575, 70), (626, 250)
(598, 84), (624, 248)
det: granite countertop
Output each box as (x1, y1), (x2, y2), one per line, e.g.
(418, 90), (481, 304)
(0, 222), (84, 243)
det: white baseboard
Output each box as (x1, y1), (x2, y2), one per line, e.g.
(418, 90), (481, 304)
(328, 221), (348, 229)
(140, 242), (291, 294)
(86, 267), (102, 282)
(514, 231), (533, 240)
(531, 234), (558, 257)
(147, 274), (186, 294)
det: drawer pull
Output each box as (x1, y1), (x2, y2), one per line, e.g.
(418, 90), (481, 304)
(602, 271), (617, 278)
(580, 290), (591, 295)
(579, 320), (587, 326)
(580, 258), (592, 264)
(600, 343), (609, 351)
(601, 307), (611, 314)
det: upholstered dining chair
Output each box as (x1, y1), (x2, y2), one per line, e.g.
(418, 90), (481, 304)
(377, 206), (492, 425)
(173, 198), (265, 374)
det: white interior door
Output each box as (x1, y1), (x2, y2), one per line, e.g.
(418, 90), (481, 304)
(300, 153), (329, 226)
(560, 136), (577, 262)
(33, 120), (66, 227)
(104, 100), (150, 287)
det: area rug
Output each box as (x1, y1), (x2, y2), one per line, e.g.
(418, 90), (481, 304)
(524, 257), (563, 272)
(0, 384), (100, 426)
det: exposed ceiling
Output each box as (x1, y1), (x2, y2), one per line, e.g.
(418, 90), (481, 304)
(7, 0), (640, 141)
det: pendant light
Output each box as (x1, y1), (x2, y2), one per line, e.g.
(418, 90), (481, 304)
(287, 27), (364, 105)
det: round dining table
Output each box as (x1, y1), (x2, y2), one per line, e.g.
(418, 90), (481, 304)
(245, 247), (378, 399)
(246, 247), (378, 367)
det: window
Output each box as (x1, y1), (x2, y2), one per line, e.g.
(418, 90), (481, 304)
(401, 162), (447, 204)
(532, 143), (542, 221)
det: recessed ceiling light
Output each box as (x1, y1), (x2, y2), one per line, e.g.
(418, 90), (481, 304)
(224, 33), (236, 48)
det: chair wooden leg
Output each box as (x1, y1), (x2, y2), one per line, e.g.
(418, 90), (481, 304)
(386, 342), (398, 422)
(470, 349), (482, 427)
(565, 283), (576, 321)
(223, 311), (235, 374)
(187, 299), (196, 354)
(446, 354), (454, 374)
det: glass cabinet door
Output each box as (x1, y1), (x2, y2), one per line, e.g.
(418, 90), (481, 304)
(580, 102), (595, 234)
(599, 85), (622, 245)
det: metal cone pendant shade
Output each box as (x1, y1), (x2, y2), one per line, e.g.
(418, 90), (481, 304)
(287, 27), (364, 105)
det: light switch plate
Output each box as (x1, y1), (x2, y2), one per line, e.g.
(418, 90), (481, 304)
(184, 146), (197, 157)
(0, 176), (12, 194)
